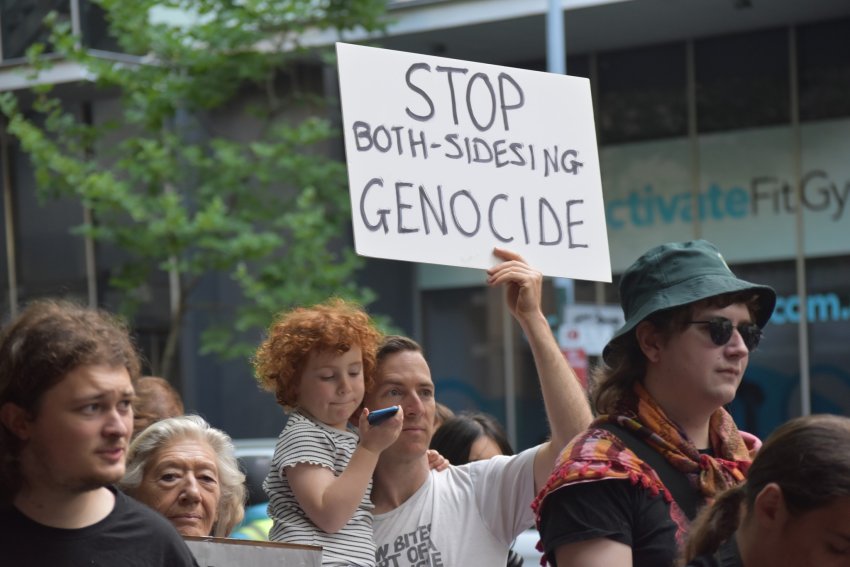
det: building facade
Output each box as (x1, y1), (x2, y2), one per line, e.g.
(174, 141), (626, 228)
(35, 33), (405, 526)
(378, 0), (850, 446)
(1, 0), (849, 445)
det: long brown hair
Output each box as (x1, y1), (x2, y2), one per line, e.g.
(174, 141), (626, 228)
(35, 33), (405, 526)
(683, 414), (850, 563)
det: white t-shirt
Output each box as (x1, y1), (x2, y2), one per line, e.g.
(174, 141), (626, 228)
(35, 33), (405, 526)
(372, 446), (538, 567)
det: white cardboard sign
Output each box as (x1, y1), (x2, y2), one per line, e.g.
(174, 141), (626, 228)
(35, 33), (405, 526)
(337, 42), (611, 282)
(184, 536), (321, 566)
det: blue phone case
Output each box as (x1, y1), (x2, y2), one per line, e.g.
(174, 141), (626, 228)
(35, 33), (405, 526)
(367, 405), (400, 425)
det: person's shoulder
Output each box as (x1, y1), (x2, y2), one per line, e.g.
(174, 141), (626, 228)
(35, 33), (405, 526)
(276, 412), (326, 444)
(0, 503), (28, 532)
(114, 488), (164, 521)
(0, 502), (17, 520)
(281, 411), (311, 431)
(285, 411), (355, 440)
(113, 488), (184, 535)
(465, 445), (538, 477)
(430, 454), (516, 488)
(113, 489), (199, 564)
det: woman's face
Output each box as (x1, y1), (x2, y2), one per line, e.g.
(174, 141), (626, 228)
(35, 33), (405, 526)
(133, 437), (222, 537)
(771, 496), (850, 567)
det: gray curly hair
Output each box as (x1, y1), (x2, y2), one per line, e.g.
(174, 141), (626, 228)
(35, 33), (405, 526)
(119, 414), (246, 537)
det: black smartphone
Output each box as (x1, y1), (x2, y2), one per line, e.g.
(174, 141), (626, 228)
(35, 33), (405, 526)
(367, 405), (400, 425)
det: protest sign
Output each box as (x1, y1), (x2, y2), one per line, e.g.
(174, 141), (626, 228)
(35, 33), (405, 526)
(184, 536), (321, 566)
(337, 42), (611, 282)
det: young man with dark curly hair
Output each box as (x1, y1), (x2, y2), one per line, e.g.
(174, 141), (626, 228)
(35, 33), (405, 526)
(0, 299), (198, 566)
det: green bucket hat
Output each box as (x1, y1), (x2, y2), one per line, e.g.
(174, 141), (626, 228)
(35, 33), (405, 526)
(603, 239), (776, 362)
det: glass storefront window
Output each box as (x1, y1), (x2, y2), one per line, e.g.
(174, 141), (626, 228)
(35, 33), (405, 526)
(695, 27), (789, 133)
(0, 135), (9, 314)
(9, 135), (88, 304)
(798, 17), (850, 122)
(421, 286), (503, 417)
(79, 0), (120, 52)
(1, 0), (119, 61)
(597, 42), (687, 144)
(1, 0), (71, 60)
(728, 260), (801, 438)
(732, 256), (850, 437)
(802, 256), (850, 417)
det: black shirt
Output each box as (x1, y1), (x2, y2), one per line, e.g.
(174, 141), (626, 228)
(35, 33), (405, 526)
(0, 486), (199, 566)
(538, 478), (678, 567)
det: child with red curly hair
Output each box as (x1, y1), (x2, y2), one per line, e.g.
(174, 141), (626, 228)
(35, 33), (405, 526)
(254, 298), (402, 567)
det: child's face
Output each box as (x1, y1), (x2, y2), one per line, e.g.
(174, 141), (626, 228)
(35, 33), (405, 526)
(297, 345), (365, 430)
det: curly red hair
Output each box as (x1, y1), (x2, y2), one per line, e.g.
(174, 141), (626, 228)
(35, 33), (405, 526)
(253, 298), (382, 410)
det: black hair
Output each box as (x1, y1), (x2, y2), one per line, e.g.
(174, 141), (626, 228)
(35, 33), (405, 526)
(430, 412), (514, 465)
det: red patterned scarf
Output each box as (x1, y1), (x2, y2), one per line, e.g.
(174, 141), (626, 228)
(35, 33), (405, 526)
(533, 383), (756, 549)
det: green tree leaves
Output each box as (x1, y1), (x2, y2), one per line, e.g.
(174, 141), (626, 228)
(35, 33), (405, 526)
(1, 0), (388, 378)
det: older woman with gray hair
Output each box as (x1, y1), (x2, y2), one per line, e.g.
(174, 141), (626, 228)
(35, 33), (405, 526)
(120, 414), (247, 537)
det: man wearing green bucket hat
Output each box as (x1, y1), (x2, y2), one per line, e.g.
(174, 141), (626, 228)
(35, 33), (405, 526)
(533, 240), (776, 567)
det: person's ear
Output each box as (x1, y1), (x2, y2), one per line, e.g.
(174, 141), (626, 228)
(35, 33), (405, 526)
(753, 482), (788, 530)
(0, 402), (33, 441)
(635, 321), (664, 363)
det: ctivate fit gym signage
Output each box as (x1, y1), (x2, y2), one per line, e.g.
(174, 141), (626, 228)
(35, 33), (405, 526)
(602, 119), (850, 272)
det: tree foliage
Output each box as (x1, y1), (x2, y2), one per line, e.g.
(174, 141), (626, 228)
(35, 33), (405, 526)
(0, 0), (388, 378)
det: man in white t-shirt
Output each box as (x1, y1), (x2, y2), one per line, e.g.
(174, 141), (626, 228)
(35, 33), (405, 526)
(363, 248), (593, 567)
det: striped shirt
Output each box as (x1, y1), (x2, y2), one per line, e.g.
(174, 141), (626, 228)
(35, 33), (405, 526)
(264, 410), (375, 566)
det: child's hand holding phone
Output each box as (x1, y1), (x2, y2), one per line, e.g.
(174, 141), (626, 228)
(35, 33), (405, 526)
(366, 405), (400, 425)
(359, 406), (403, 452)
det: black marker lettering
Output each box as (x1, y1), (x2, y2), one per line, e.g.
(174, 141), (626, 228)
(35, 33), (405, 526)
(544, 146), (559, 177)
(520, 196), (530, 244)
(395, 181), (418, 234)
(561, 149), (583, 175)
(353, 121), (373, 151)
(466, 72), (497, 131)
(488, 194), (513, 242)
(450, 190), (481, 236)
(435, 66), (468, 126)
(444, 134), (462, 159)
(405, 63), (434, 122)
(409, 129), (428, 159)
(497, 72), (524, 131)
(493, 139), (509, 168)
(360, 177), (390, 233)
(566, 199), (589, 248)
(539, 198), (563, 245)
(419, 184), (448, 235)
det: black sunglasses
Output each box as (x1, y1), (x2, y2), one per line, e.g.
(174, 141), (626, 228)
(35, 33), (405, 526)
(685, 317), (763, 352)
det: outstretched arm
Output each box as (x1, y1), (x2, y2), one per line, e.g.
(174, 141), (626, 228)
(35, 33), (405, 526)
(486, 247), (593, 491)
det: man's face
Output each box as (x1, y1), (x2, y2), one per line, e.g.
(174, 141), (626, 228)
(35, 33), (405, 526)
(17, 365), (135, 493)
(363, 350), (436, 461)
